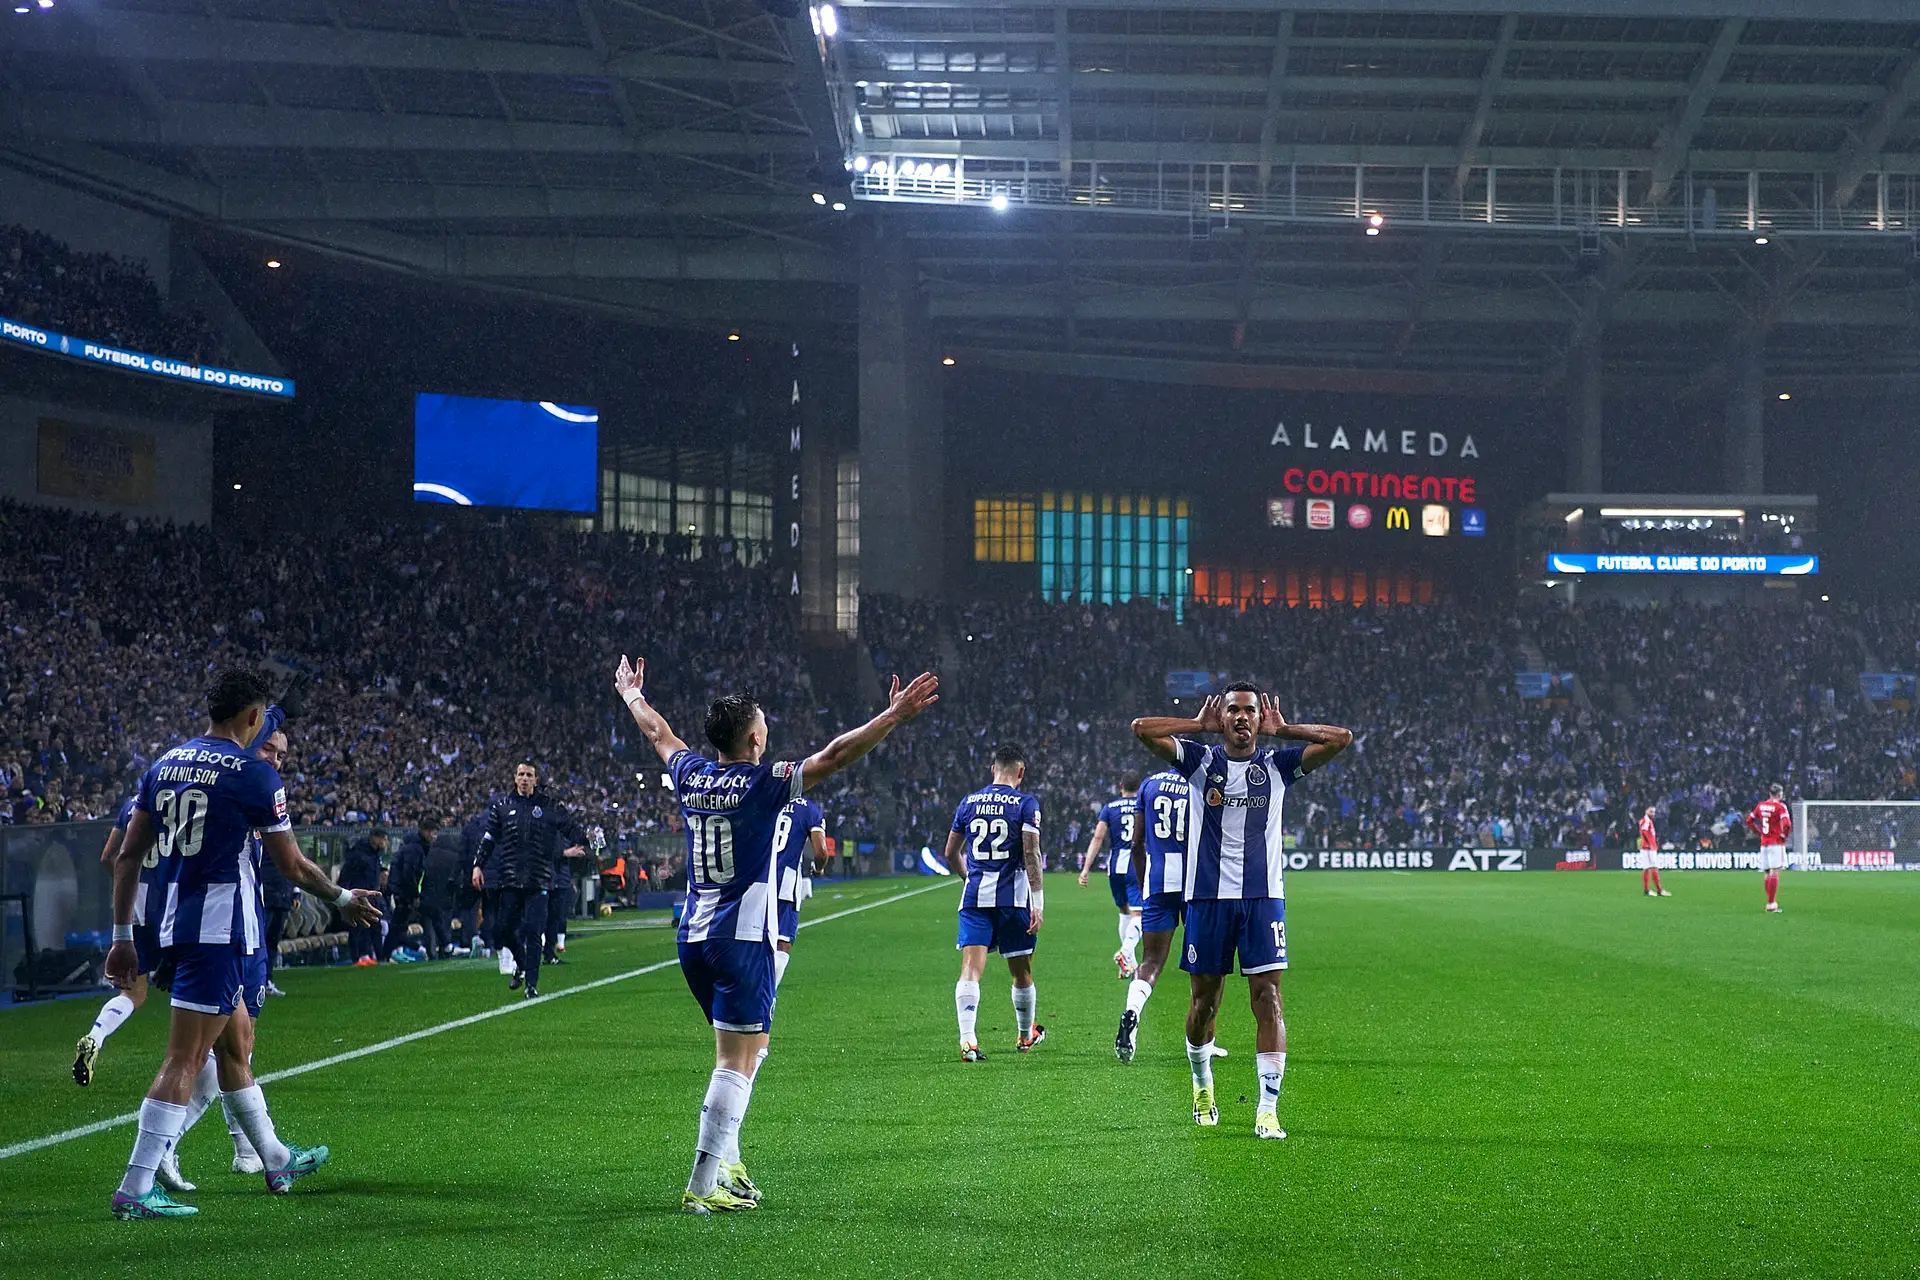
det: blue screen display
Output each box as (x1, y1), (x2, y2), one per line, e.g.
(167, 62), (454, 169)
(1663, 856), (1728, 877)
(413, 393), (598, 512)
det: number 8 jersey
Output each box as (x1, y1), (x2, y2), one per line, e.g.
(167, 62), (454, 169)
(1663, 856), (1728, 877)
(669, 748), (804, 946)
(137, 734), (291, 952)
(951, 783), (1041, 909)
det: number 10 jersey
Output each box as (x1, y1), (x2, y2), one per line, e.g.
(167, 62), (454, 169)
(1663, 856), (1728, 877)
(669, 748), (804, 945)
(950, 783), (1041, 909)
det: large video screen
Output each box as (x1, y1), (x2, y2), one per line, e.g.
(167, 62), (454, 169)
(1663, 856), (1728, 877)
(412, 393), (598, 512)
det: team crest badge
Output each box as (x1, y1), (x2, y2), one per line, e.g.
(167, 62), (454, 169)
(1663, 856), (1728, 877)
(532, 805), (543, 817)
(1186, 943), (1197, 965)
(1248, 765), (1268, 786)
(1205, 787), (1224, 807)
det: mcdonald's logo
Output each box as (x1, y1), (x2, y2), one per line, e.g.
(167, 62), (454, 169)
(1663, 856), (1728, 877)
(1386, 506), (1411, 530)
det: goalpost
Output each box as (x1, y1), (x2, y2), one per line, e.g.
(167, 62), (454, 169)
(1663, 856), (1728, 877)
(1794, 801), (1920, 870)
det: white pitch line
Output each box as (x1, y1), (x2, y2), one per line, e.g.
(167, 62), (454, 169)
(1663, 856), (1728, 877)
(0, 879), (951, 1162)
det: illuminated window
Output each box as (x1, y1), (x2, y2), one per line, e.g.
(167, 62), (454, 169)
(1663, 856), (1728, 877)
(835, 455), (859, 634)
(1037, 491), (1189, 619)
(973, 497), (1035, 563)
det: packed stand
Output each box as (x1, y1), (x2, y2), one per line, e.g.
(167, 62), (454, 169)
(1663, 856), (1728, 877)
(0, 223), (231, 366)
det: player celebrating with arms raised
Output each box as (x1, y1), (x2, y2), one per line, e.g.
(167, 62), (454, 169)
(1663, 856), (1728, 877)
(615, 655), (937, 1215)
(1133, 685), (1351, 1138)
(1746, 783), (1792, 913)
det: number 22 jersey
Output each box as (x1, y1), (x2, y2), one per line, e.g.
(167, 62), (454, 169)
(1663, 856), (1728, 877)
(951, 783), (1041, 909)
(669, 748), (804, 946)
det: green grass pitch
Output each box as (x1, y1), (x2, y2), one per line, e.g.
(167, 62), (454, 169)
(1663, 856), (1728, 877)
(3, 871), (1918, 1279)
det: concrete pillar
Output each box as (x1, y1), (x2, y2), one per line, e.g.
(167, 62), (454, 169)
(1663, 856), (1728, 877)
(858, 217), (944, 599)
(1722, 326), (1765, 493)
(1565, 329), (1603, 491)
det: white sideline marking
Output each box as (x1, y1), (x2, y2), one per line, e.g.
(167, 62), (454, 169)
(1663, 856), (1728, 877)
(0, 880), (951, 1162)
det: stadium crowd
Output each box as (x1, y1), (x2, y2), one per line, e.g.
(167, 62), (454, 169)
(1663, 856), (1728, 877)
(3, 498), (1917, 867)
(1, 223), (231, 366)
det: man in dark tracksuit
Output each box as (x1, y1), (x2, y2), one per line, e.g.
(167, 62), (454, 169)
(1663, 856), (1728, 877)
(472, 763), (582, 999)
(381, 817), (437, 962)
(421, 821), (465, 959)
(542, 815), (590, 965)
(340, 828), (389, 964)
(459, 808), (493, 957)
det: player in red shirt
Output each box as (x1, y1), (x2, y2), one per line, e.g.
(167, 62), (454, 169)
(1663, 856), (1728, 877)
(1638, 806), (1669, 897)
(1744, 783), (1792, 913)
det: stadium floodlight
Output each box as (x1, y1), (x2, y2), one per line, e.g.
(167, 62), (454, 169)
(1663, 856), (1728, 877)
(852, 155), (870, 173)
(811, 192), (826, 205)
(941, 356), (956, 366)
(1368, 213), (1384, 228)
(808, 5), (819, 35)
(933, 163), (951, 180)
(990, 192), (1009, 212)
(817, 3), (837, 37)
(1755, 235), (1769, 245)
(727, 332), (741, 341)
(916, 162), (934, 179)
(872, 160), (890, 177)
(1599, 507), (1743, 519)
(832, 201), (847, 211)
(266, 259), (282, 269)
(1778, 392), (1791, 400)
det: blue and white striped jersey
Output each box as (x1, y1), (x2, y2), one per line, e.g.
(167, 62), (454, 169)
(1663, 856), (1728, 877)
(1136, 770), (1193, 898)
(1172, 738), (1306, 902)
(952, 784), (1041, 909)
(137, 736), (290, 952)
(670, 748), (803, 945)
(774, 796), (824, 908)
(1096, 795), (1140, 876)
(114, 796), (169, 931)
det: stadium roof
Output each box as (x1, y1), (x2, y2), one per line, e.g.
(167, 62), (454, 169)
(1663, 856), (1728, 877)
(4, 0), (1920, 391)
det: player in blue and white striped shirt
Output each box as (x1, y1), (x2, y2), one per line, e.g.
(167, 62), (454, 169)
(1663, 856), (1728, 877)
(943, 744), (1047, 1061)
(616, 654), (938, 1216)
(106, 670), (380, 1220)
(1077, 777), (1143, 980)
(1133, 683), (1351, 1138)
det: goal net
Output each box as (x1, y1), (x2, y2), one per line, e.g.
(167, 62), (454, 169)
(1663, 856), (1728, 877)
(1794, 801), (1920, 870)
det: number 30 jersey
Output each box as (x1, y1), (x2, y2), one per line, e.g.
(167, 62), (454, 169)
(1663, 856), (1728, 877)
(951, 783), (1041, 909)
(669, 748), (804, 946)
(136, 735), (290, 953)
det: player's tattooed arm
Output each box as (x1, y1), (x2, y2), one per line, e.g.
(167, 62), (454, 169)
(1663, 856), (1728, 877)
(1077, 819), (1109, 885)
(1260, 695), (1354, 773)
(800, 672), (939, 791)
(943, 829), (967, 879)
(264, 830), (382, 926)
(1023, 830), (1044, 933)
(614, 655), (690, 764)
(1131, 695), (1224, 763)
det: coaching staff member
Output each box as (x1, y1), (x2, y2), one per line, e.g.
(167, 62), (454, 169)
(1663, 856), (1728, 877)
(471, 762), (584, 999)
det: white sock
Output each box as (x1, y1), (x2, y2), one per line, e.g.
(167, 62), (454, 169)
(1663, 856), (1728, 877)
(497, 946), (515, 975)
(719, 1071), (755, 1166)
(687, 1067), (751, 1195)
(955, 979), (981, 1046)
(117, 1098), (188, 1198)
(1186, 1039), (1216, 1090)
(1011, 983), (1037, 1040)
(1125, 978), (1153, 1017)
(1122, 914), (1143, 964)
(222, 1085), (292, 1170)
(1117, 915), (1131, 950)
(555, 932), (565, 952)
(90, 993), (137, 1043)
(1256, 1050), (1286, 1114)
(178, 1051), (220, 1140)
(773, 948), (791, 990)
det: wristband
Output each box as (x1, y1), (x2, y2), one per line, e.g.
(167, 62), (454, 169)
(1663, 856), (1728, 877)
(334, 887), (355, 908)
(112, 924), (135, 942)
(622, 688), (647, 708)
(1029, 891), (1045, 911)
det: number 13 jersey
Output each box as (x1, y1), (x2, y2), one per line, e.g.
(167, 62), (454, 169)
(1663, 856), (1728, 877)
(669, 748), (803, 946)
(950, 783), (1041, 909)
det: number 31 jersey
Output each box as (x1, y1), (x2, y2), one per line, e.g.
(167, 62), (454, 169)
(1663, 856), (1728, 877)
(669, 748), (803, 946)
(951, 783), (1041, 909)
(136, 735), (290, 953)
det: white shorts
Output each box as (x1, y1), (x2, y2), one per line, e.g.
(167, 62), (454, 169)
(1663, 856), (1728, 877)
(1758, 845), (1788, 871)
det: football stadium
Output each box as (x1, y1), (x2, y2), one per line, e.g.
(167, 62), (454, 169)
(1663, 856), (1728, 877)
(3, 0), (1920, 1274)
